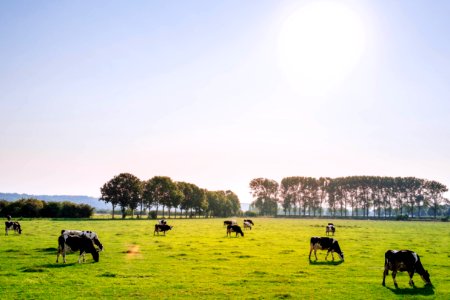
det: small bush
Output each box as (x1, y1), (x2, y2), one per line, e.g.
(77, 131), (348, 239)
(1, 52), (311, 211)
(149, 211), (157, 219)
(396, 214), (409, 221)
(244, 211), (257, 217)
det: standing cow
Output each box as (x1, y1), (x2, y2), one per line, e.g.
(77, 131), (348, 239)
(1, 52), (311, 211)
(243, 221), (252, 230)
(57, 235), (99, 263)
(154, 224), (173, 236)
(61, 230), (103, 251)
(309, 237), (344, 261)
(382, 250), (432, 288)
(5, 221), (22, 235)
(226, 225), (244, 237)
(325, 223), (335, 236)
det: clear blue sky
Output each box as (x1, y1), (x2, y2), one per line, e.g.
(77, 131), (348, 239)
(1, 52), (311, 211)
(1, 0), (449, 203)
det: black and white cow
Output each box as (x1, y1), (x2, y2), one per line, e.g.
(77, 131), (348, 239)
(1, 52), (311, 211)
(309, 237), (344, 261)
(325, 224), (335, 236)
(154, 224), (173, 236)
(223, 220), (237, 226)
(243, 221), (252, 230)
(382, 250), (432, 288)
(227, 224), (244, 237)
(5, 221), (22, 235)
(56, 235), (99, 263)
(61, 230), (103, 251)
(243, 219), (254, 225)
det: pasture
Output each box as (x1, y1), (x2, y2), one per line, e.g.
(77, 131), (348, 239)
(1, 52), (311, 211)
(0, 218), (449, 299)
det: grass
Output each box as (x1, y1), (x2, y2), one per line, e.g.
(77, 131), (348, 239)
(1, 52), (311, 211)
(0, 218), (449, 299)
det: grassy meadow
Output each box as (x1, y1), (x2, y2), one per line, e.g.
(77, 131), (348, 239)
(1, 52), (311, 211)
(0, 218), (449, 299)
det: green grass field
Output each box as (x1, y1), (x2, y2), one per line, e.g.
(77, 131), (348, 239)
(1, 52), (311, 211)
(0, 218), (449, 299)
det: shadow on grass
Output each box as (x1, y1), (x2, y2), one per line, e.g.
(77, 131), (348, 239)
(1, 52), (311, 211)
(385, 285), (434, 296)
(40, 263), (77, 268)
(309, 260), (344, 266)
(34, 247), (58, 252)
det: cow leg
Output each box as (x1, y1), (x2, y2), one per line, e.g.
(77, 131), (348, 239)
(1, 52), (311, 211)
(314, 249), (318, 260)
(382, 268), (388, 286)
(392, 270), (398, 288)
(56, 247), (62, 263)
(331, 251), (335, 261)
(325, 250), (331, 261)
(5, 228), (8, 236)
(63, 250), (67, 263)
(408, 270), (415, 287)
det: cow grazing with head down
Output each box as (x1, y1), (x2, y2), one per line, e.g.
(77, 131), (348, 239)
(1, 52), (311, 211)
(223, 220), (237, 226)
(61, 230), (103, 251)
(154, 224), (173, 236)
(243, 221), (252, 230)
(325, 224), (335, 236)
(5, 221), (22, 235)
(382, 250), (432, 288)
(227, 224), (244, 237)
(57, 235), (99, 263)
(243, 219), (254, 225)
(309, 237), (344, 261)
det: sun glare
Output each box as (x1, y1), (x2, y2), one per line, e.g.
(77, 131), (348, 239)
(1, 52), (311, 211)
(278, 1), (366, 96)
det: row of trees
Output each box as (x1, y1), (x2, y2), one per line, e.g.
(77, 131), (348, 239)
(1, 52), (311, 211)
(250, 176), (449, 218)
(0, 198), (94, 218)
(100, 173), (241, 219)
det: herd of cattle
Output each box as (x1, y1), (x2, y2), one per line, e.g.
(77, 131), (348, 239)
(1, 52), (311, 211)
(3, 218), (433, 288)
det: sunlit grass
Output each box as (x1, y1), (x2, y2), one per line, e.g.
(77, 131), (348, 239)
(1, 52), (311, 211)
(0, 218), (448, 299)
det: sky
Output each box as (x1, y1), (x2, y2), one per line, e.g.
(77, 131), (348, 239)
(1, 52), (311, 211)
(1, 0), (449, 204)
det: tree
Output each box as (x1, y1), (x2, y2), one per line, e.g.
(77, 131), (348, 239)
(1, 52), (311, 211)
(225, 190), (241, 216)
(177, 182), (194, 218)
(100, 173), (142, 219)
(425, 180), (448, 219)
(143, 176), (181, 218)
(249, 178), (279, 216)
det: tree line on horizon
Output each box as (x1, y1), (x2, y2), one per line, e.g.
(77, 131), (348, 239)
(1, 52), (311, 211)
(249, 176), (449, 219)
(0, 198), (94, 218)
(99, 173), (241, 219)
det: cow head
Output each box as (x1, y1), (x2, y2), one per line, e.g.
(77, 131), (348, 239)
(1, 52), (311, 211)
(421, 270), (432, 286)
(93, 238), (104, 251)
(91, 250), (100, 262)
(15, 223), (22, 234)
(339, 252), (344, 261)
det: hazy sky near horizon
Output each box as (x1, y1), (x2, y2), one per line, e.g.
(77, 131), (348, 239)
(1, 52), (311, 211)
(1, 0), (449, 203)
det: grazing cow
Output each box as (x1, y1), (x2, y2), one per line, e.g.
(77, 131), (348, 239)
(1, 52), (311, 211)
(382, 250), (431, 288)
(243, 219), (254, 225)
(57, 235), (99, 263)
(154, 224), (173, 236)
(326, 224), (335, 236)
(243, 221), (252, 230)
(223, 220), (237, 226)
(61, 230), (103, 251)
(5, 221), (22, 235)
(309, 237), (344, 261)
(226, 224), (244, 237)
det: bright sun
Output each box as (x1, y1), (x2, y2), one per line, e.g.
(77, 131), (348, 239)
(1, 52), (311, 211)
(278, 1), (366, 96)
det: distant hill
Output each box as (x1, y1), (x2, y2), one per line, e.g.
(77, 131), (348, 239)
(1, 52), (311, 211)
(0, 193), (109, 210)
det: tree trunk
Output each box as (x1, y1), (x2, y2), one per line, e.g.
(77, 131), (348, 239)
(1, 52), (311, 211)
(112, 204), (115, 219)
